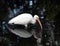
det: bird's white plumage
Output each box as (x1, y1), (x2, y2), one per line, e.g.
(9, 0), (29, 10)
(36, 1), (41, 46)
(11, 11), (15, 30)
(8, 13), (36, 26)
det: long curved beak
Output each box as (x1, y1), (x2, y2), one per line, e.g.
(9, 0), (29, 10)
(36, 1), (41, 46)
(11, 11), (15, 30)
(36, 18), (43, 30)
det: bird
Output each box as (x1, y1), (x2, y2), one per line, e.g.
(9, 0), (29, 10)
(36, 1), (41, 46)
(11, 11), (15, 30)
(8, 13), (43, 30)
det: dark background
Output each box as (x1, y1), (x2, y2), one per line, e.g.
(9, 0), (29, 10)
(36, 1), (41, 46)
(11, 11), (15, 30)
(0, 0), (60, 46)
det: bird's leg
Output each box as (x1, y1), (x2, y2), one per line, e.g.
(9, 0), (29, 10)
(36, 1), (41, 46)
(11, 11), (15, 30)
(12, 23), (15, 30)
(25, 25), (28, 30)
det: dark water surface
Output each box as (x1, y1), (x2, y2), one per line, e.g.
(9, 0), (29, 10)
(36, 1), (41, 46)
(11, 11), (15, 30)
(1, 30), (37, 46)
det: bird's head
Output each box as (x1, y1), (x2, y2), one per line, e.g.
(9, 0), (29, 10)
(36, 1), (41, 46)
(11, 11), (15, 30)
(30, 15), (39, 24)
(34, 15), (43, 30)
(34, 15), (39, 20)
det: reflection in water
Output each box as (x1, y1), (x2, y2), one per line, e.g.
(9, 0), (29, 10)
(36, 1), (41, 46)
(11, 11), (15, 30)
(1, 21), (38, 46)
(2, 31), (37, 46)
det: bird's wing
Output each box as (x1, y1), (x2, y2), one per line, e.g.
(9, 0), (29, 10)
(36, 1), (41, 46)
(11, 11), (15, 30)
(8, 13), (33, 25)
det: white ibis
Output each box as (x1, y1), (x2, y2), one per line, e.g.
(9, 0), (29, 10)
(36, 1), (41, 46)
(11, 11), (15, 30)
(8, 13), (43, 30)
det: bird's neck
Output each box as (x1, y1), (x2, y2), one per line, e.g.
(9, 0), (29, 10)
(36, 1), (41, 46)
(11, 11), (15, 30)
(31, 18), (36, 24)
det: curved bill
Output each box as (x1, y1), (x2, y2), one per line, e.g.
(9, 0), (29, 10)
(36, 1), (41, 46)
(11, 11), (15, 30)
(36, 18), (43, 30)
